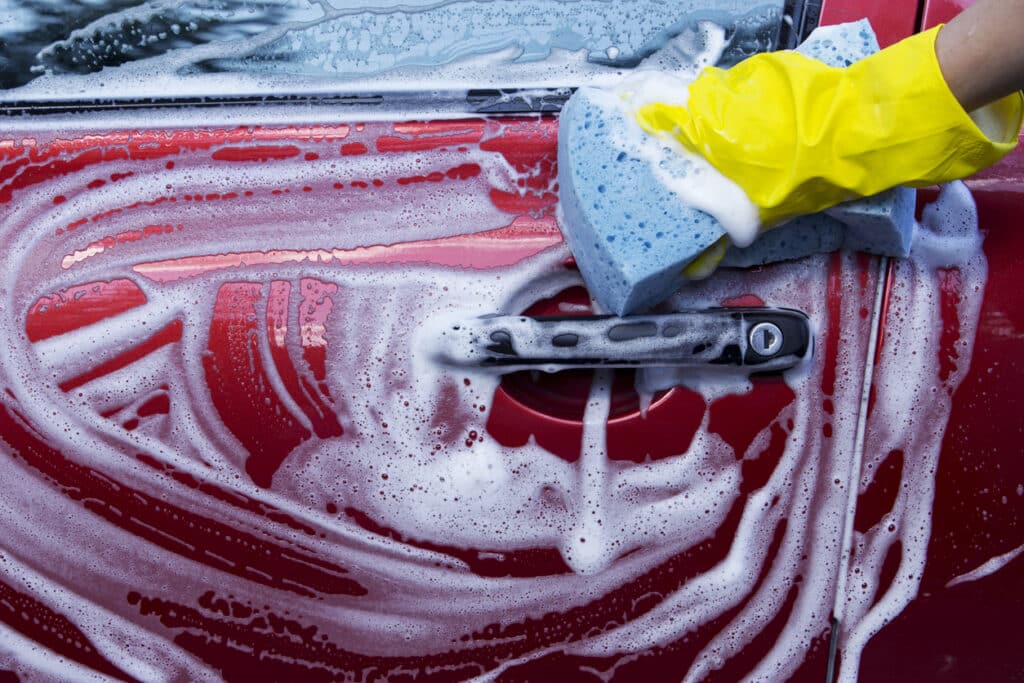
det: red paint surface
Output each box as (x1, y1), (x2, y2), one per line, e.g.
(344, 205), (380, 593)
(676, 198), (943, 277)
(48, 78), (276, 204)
(920, 0), (974, 26)
(819, 0), (919, 47)
(708, 378), (795, 457)
(0, 400), (366, 598)
(130, 216), (563, 284)
(136, 452), (319, 536)
(211, 145), (301, 162)
(62, 223), (182, 269)
(480, 117), (559, 216)
(861, 187), (1024, 678)
(2, 50), (1018, 675)
(376, 119), (486, 153)
(820, 252), (843, 444)
(0, 125), (351, 204)
(0, 574), (134, 682)
(485, 286), (710, 463)
(397, 162), (481, 185)
(58, 193), (195, 236)
(340, 142), (368, 156)
(267, 279), (344, 440)
(59, 319), (183, 392)
(344, 506), (571, 578)
(203, 283), (314, 488)
(855, 0), (1024, 644)
(2, 113), (844, 681)
(26, 278), (147, 341)
(120, 504), (757, 682)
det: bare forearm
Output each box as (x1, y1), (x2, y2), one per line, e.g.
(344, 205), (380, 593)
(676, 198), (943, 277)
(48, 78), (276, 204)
(936, 0), (1024, 112)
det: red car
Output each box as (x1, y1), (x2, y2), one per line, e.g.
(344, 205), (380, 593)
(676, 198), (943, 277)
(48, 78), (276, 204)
(0, 0), (1020, 680)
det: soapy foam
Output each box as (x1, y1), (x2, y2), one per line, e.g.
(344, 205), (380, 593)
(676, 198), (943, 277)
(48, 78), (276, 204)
(945, 542), (1024, 589)
(0, 39), (1002, 683)
(834, 182), (989, 682)
(1, 145), (988, 679)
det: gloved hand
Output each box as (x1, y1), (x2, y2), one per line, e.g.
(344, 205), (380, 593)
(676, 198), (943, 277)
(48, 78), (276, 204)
(636, 25), (1023, 273)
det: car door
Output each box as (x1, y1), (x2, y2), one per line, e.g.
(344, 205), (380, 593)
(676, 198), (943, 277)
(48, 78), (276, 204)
(2, 1), (1015, 681)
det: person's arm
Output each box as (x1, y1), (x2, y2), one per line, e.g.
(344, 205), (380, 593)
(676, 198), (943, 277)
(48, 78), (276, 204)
(937, 0), (1024, 112)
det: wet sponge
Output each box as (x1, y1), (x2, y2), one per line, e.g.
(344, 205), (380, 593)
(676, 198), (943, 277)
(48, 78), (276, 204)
(557, 90), (726, 315)
(557, 20), (917, 315)
(720, 187), (916, 268)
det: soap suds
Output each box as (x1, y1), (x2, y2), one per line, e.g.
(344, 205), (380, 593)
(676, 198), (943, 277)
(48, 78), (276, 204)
(0, 36), (1001, 683)
(945, 542), (1024, 589)
(835, 182), (990, 682)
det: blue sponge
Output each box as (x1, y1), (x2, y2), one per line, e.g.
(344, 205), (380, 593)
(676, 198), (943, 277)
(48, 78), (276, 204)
(828, 186), (917, 256)
(557, 19), (917, 315)
(719, 214), (845, 269)
(721, 186), (917, 267)
(557, 91), (725, 315)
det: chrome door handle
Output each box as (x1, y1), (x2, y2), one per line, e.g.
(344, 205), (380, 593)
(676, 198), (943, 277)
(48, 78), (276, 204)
(434, 307), (812, 373)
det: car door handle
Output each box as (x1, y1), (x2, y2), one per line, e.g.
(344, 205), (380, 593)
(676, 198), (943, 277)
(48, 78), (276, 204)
(433, 307), (812, 373)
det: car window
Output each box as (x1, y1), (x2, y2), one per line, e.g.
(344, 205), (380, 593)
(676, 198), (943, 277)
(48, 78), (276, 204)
(1, 0), (785, 100)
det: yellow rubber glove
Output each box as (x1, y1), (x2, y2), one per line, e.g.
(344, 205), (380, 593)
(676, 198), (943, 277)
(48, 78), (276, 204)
(637, 25), (1023, 231)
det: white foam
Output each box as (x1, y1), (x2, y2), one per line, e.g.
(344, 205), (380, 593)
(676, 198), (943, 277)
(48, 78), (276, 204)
(945, 543), (1024, 588)
(836, 182), (990, 682)
(0, 95), (996, 682)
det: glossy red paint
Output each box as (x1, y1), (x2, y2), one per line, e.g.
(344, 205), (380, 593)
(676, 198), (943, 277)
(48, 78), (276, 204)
(4, 3), (1021, 676)
(860, 193), (1024, 680)
(0, 399), (367, 599)
(129, 216), (562, 283)
(819, 0), (919, 47)
(486, 286), (706, 463)
(0, 574), (134, 681)
(920, 0), (973, 26)
(818, 3), (1024, 677)
(59, 318), (183, 392)
(0, 124), (351, 204)
(26, 278), (147, 341)
(1, 115), (880, 680)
